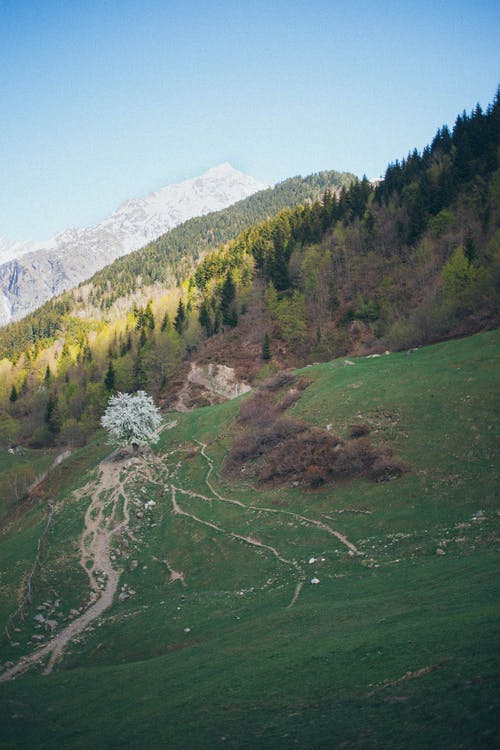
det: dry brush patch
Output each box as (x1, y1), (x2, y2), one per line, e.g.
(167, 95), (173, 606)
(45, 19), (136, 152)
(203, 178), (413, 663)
(226, 373), (407, 487)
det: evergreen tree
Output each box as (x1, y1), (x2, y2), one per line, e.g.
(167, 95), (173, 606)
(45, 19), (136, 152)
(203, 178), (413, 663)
(220, 271), (236, 325)
(174, 299), (186, 333)
(104, 360), (116, 392)
(143, 301), (155, 330)
(262, 333), (271, 361)
(199, 299), (213, 337)
(9, 384), (18, 403)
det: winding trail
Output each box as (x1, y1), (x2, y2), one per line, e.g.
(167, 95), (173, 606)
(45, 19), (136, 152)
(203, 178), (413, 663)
(196, 441), (362, 555)
(165, 442), (362, 608)
(1, 431), (364, 680)
(0, 452), (132, 682)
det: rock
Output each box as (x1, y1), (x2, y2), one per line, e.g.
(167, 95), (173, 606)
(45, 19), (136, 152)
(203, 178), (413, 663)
(343, 360), (355, 366)
(308, 557), (316, 564)
(44, 619), (57, 632)
(136, 511), (144, 519)
(4, 661), (14, 668)
(69, 608), (80, 617)
(129, 560), (139, 571)
(310, 578), (320, 584)
(34, 613), (45, 623)
(31, 634), (45, 642)
(436, 548), (446, 555)
(183, 627), (191, 634)
(119, 591), (130, 602)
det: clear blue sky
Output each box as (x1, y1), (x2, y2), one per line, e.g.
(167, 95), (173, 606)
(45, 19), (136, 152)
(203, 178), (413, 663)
(1, 0), (499, 241)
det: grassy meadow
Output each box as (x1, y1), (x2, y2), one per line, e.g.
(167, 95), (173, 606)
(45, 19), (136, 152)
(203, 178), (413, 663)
(0, 330), (498, 749)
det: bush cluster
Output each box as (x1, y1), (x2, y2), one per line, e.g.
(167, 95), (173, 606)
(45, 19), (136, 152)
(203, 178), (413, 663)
(226, 379), (406, 487)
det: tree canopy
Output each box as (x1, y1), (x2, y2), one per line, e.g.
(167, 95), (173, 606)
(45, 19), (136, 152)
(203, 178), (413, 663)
(100, 391), (161, 451)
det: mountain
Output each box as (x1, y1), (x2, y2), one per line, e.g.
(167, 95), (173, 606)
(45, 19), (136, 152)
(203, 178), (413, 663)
(0, 169), (356, 361)
(0, 164), (268, 325)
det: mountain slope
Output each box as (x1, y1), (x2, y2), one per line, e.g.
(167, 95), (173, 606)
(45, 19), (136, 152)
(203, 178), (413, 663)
(0, 164), (268, 325)
(0, 331), (498, 748)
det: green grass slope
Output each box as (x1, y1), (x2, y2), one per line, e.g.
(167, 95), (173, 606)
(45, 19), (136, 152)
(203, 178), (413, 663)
(0, 330), (498, 749)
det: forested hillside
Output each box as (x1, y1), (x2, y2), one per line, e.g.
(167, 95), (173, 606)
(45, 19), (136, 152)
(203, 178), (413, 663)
(0, 91), (498, 457)
(0, 169), (354, 361)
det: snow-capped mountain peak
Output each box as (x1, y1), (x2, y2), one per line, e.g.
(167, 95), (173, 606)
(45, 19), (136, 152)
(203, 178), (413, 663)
(0, 164), (268, 325)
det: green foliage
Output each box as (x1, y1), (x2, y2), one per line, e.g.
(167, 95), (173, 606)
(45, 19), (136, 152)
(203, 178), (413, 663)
(103, 359), (116, 392)
(0, 91), (499, 452)
(0, 332), (498, 748)
(174, 298), (186, 333)
(262, 332), (271, 360)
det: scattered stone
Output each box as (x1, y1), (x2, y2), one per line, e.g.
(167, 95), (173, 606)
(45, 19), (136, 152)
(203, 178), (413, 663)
(308, 557), (316, 564)
(4, 661), (14, 668)
(32, 634), (45, 642)
(136, 511), (144, 519)
(69, 608), (79, 617)
(129, 560), (139, 571)
(344, 360), (355, 366)
(183, 627), (191, 634)
(45, 619), (57, 633)
(436, 548), (446, 556)
(310, 578), (320, 585)
(34, 613), (45, 623)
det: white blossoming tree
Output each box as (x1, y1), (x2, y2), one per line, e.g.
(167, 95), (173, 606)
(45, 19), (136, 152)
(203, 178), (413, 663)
(100, 391), (161, 453)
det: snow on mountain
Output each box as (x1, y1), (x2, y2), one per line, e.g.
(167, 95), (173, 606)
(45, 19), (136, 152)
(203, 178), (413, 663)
(0, 164), (267, 326)
(0, 237), (40, 266)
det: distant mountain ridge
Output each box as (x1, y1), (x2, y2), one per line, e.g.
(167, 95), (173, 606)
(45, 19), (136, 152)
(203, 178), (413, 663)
(0, 164), (268, 325)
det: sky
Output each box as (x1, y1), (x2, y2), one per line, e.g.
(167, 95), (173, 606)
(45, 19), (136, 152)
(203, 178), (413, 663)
(1, 0), (499, 241)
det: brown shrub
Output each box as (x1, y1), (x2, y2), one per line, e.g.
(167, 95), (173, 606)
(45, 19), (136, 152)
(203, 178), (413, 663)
(276, 389), (301, 412)
(261, 370), (296, 391)
(349, 423), (371, 438)
(226, 416), (307, 472)
(367, 455), (407, 482)
(227, 368), (407, 488)
(237, 392), (278, 426)
(296, 377), (313, 391)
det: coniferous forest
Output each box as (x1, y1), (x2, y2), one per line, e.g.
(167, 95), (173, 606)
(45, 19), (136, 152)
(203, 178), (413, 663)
(0, 90), (498, 455)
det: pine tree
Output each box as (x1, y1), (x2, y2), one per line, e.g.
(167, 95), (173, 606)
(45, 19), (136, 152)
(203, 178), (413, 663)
(9, 384), (18, 403)
(262, 333), (271, 360)
(104, 360), (116, 392)
(220, 272), (236, 324)
(174, 299), (186, 333)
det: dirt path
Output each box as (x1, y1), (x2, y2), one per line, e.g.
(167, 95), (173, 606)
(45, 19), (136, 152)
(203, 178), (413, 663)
(0, 453), (131, 682)
(197, 441), (362, 555)
(1, 433), (363, 681)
